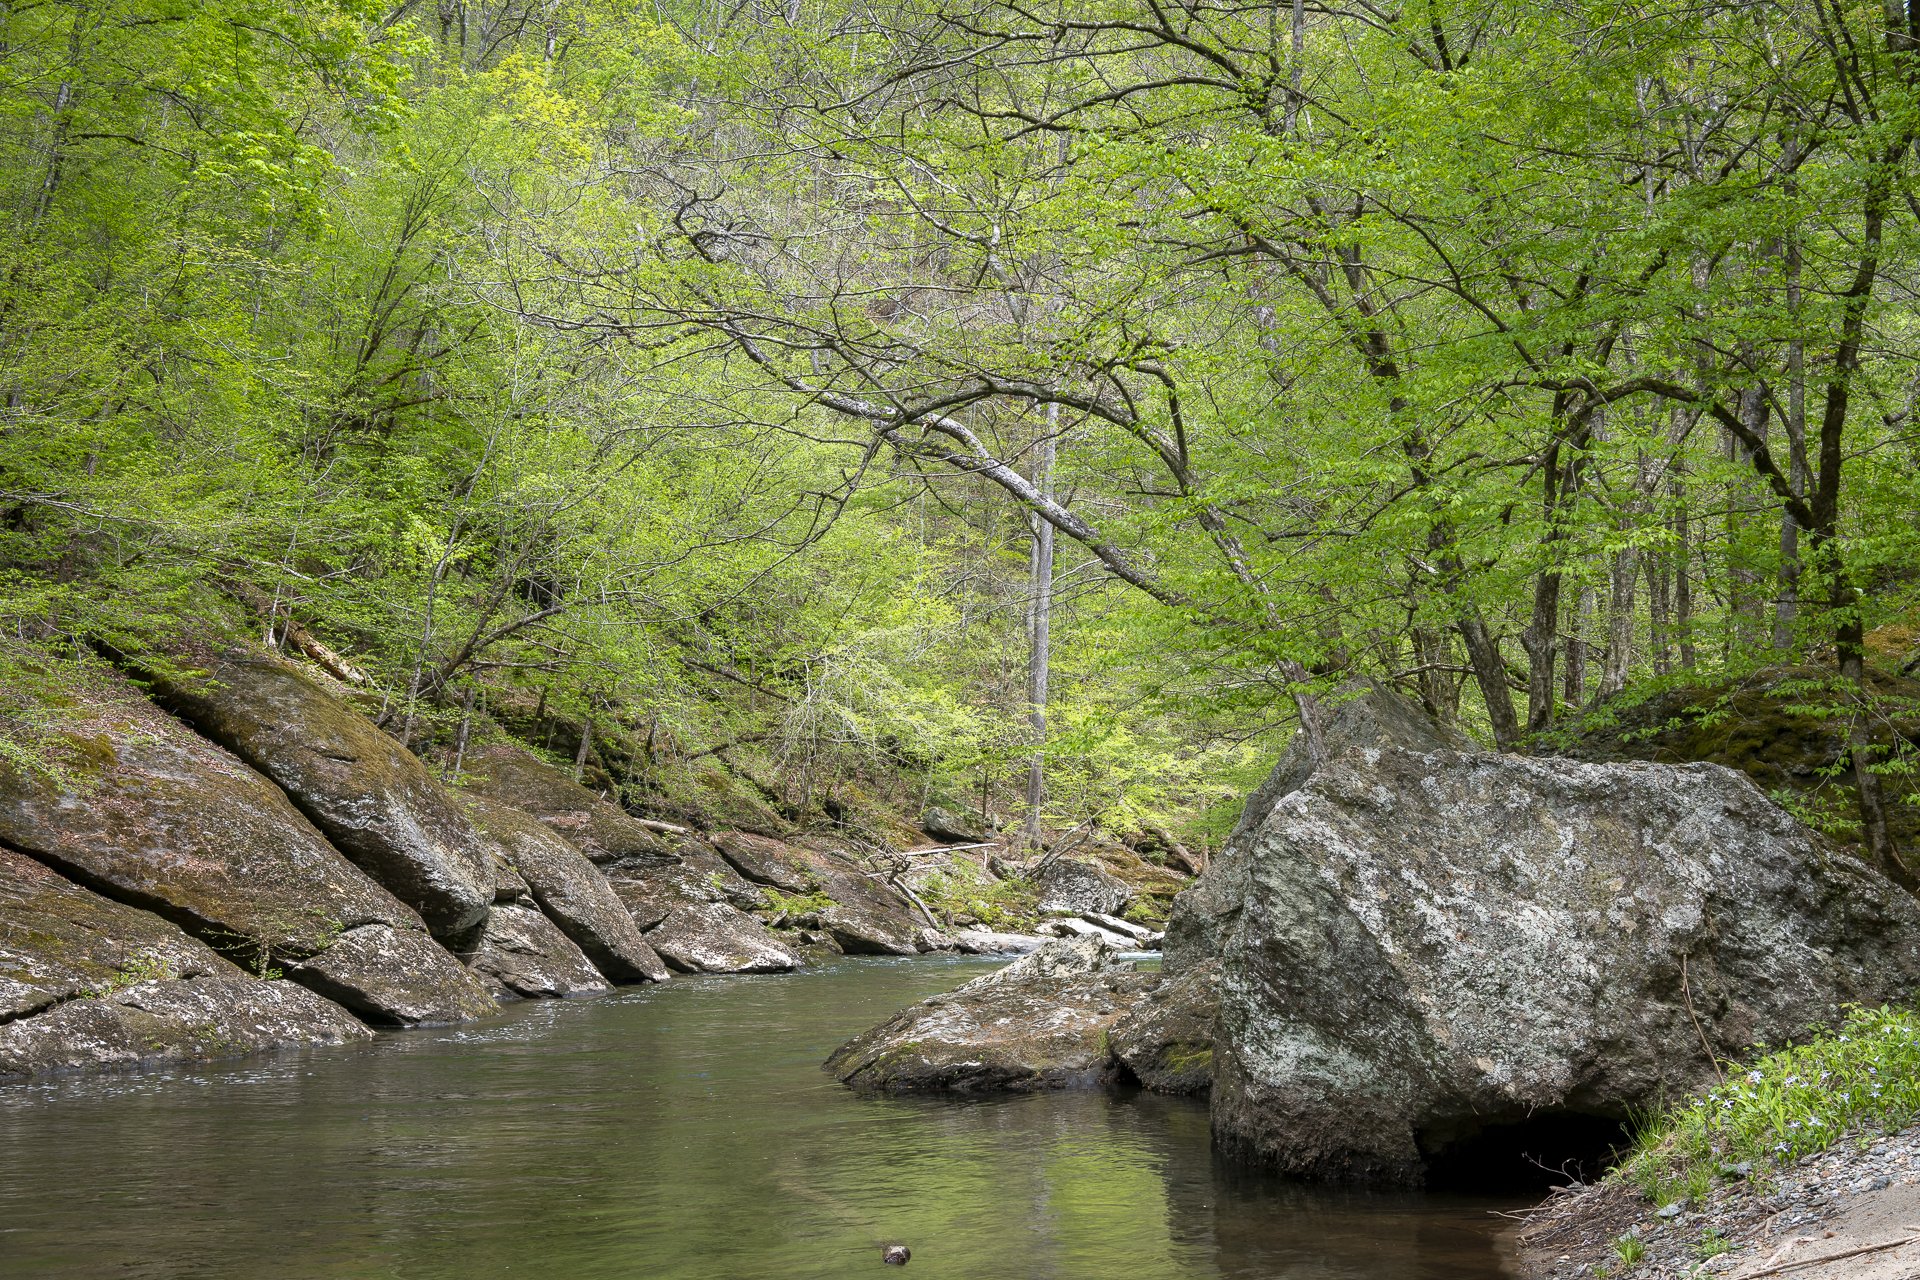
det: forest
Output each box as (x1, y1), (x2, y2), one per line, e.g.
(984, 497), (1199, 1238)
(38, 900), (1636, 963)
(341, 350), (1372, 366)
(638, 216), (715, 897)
(3, 0), (1918, 866)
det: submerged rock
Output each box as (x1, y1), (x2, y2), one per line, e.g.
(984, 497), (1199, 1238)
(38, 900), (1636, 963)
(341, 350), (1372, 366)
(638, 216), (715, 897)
(467, 796), (669, 983)
(457, 905), (611, 1000)
(825, 937), (1154, 1093)
(1209, 744), (1920, 1184)
(0, 669), (495, 1027)
(0, 849), (369, 1081)
(147, 651), (494, 936)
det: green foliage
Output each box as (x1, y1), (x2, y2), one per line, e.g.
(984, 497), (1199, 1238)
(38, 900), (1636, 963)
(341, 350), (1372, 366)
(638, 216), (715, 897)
(1622, 1006), (1920, 1202)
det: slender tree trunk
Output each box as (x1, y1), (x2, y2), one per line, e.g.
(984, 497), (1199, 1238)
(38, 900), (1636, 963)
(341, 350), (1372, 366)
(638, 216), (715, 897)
(1411, 625), (1458, 724)
(1564, 585), (1590, 707)
(1599, 544), (1638, 698)
(1648, 556), (1672, 676)
(1672, 476), (1697, 669)
(573, 713), (594, 782)
(1023, 404), (1057, 851)
(1776, 232), (1808, 651)
(1457, 612), (1520, 748)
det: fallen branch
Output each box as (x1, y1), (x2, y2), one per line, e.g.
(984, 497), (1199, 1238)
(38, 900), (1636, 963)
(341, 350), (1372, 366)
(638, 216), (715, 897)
(1735, 1231), (1920, 1279)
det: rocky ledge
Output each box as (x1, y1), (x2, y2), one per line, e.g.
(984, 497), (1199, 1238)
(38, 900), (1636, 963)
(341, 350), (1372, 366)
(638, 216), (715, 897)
(2, 645), (1073, 1084)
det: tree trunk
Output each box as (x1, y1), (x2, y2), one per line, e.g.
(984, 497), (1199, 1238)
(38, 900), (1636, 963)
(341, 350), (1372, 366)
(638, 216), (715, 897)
(1023, 405), (1057, 851)
(1457, 612), (1520, 749)
(1564, 585), (1590, 707)
(1672, 477), (1697, 669)
(1775, 237), (1808, 651)
(1599, 545), (1638, 698)
(1648, 557), (1672, 676)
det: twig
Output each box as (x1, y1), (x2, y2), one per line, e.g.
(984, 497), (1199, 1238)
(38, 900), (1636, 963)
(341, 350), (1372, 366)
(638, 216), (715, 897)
(1681, 953), (1725, 1084)
(1734, 1231), (1920, 1278)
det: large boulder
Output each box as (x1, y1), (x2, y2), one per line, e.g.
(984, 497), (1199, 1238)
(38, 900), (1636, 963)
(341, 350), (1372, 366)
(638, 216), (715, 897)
(1165, 680), (1470, 970)
(456, 905), (611, 1000)
(466, 797), (669, 983)
(825, 937), (1155, 1092)
(1209, 745), (1920, 1184)
(633, 898), (805, 974)
(146, 651), (493, 936)
(0, 849), (370, 1081)
(0, 670), (495, 1026)
(458, 742), (676, 865)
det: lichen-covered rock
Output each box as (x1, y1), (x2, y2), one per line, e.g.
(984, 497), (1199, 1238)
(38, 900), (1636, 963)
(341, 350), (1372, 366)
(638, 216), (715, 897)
(1210, 746), (1920, 1185)
(825, 937), (1155, 1093)
(283, 922), (498, 1026)
(0, 969), (371, 1082)
(0, 670), (493, 1027)
(1032, 857), (1132, 917)
(1165, 680), (1470, 971)
(716, 833), (926, 956)
(633, 898), (804, 974)
(458, 742), (676, 865)
(146, 651), (493, 936)
(467, 796), (668, 983)
(0, 849), (369, 1081)
(454, 745), (795, 974)
(457, 905), (610, 1000)
(1109, 959), (1219, 1096)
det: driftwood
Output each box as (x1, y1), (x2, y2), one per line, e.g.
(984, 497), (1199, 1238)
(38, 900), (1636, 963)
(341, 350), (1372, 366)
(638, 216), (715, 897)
(1735, 1229), (1920, 1279)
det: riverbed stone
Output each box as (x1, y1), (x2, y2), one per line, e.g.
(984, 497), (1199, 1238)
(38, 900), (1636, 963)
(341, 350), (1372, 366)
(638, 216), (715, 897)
(458, 742), (676, 865)
(716, 833), (927, 956)
(1209, 743), (1920, 1184)
(467, 796), (669, 983)
(145, 650), (493, 936)
(457, 905), (611, 1000)
(0, 668), (494, 1026)
(0, 848), (369, 1080)
(825, 937), (1155, 1092)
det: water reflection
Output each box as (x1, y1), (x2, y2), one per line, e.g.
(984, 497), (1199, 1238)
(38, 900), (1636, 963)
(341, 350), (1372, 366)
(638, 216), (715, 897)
(0, 958), (1517, 1279)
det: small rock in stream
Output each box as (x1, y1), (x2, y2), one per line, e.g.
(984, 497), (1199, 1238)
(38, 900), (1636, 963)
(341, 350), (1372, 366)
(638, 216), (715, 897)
(881, 1244), (910, 1265)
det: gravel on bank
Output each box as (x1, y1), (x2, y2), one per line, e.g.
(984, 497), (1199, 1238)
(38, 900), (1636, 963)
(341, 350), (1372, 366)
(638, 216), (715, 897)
(1511, 1125), (1920, 1279)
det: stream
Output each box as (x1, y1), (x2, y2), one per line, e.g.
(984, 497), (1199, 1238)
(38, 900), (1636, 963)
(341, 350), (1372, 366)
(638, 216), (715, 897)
(0, 956), (1519, 1279)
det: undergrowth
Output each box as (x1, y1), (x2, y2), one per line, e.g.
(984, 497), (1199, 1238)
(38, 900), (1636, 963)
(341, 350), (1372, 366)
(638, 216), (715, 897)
(1620, 1005), (1920, 1205)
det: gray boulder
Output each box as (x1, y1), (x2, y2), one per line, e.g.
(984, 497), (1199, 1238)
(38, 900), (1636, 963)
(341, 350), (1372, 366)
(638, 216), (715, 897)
(1109, 959), (1219, 1096)
(825, 937), (1154, 1092)
(147, 650), (494, 936)
(467, 796), (669, 983)
(1033, 857), (1132, 916)
(1165, 680), (1469, 970)
(458, 905), (611, 1000)
(284, 922), (499, 1026)
(0, 848), (369, 1081)
(1209, 745), (1920, 1184)
(715, 832), (927, 956)
(920, 805), (987, 843)
(631, 898), (804, 974)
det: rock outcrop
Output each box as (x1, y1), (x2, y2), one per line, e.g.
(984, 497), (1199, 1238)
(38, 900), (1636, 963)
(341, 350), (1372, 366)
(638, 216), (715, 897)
(1209, 743), (1920, 1184)
(467, 796), (669, 982)
(0, 848), (370, 1081)
(148, 651), (494, 936)
(0, 670), (496, 1026)
(715, 832), (927, 956)
(461, 743), (803, 974)
(457, 904), (611, 1000)
(1109, 959), (1219, 1096)
(825, 937), (1155, 1092)
(1032, 857), (1132, 917)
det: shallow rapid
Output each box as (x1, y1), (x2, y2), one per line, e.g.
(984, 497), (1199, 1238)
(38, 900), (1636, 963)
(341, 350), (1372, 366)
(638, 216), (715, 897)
(0, 957), (1517, 1279)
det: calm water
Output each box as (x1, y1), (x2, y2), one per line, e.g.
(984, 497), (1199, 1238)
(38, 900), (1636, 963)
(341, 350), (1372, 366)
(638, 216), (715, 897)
(0, 957), (1518, 1279)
